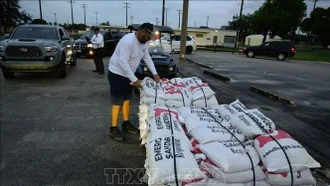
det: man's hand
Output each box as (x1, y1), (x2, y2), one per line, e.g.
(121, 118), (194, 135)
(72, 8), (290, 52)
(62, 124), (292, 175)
(153, 74), (161, 83)
(132, 79), (142, 89)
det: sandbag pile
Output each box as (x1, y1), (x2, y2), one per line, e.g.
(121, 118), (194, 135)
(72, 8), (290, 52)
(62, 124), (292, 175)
(138, 77), (320, 186)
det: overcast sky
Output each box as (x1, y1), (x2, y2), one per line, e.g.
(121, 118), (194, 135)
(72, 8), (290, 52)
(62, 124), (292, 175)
(19, 0), (330, 29)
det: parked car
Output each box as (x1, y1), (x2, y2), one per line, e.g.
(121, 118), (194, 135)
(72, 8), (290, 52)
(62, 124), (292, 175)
(127, 24), (179, 80)
(0, 24), (77, 79)
(74, 30), (124, 57)
(160, 34), (197, 54)
(243, 41), (296, 61)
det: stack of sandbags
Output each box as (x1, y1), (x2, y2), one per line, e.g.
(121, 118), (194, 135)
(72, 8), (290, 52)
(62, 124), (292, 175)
(143, 105), (207, 185)
(161, 82), (192, 108)
(183, 77), (219, 107)
(255, 130), (320, 186)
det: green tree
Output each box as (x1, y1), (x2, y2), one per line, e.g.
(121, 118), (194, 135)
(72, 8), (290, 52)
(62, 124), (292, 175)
(0, 0), (33, 33)
(31, 19), (47, 24)
(227, 14), (253, 44)
(300, 7), (330, 48)
(251, 0), (307, 44)
(100, 21), (110, 26)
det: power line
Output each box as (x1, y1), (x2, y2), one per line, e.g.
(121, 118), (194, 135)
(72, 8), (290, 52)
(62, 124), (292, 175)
(177, 9), (181, 28)
(123, 2), (131, 27)
(81, 4), (87, 25)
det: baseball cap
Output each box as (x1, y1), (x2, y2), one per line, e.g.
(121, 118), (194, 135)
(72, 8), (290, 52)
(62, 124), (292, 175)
(139, 23), (155, 40)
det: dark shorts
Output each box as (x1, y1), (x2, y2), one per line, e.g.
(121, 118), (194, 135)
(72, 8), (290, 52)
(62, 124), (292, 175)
(108, 70), (133, 105)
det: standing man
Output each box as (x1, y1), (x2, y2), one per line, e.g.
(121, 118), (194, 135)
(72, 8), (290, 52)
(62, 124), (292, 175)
(91, 27), (104, 75)
(108, 23), (160, 141)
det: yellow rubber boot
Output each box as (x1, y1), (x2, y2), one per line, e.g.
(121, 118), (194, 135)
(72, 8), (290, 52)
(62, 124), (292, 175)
(111, 105), (121, 127)
(122, 100), (130, 122)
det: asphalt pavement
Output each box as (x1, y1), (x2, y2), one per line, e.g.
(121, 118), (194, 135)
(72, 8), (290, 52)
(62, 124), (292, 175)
(1, 52), (329, 185)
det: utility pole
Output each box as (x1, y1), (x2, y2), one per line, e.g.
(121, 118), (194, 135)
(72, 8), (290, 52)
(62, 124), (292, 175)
(81, 4), (87, 25)
(95, 12), (98, 26)
(207, 16), (209, 27)
(39, 0), (43, 24)
(234, 0), (244, 52)
(69, 0), (75, 33)
(179, 0), (189, 63)
(195, 21), (196, 27)
(130, 16), (134, 25)
(162, 0), (165, 26)
(54, 13), (57, 25)
(313, 0), (318, 10)
(123, 2), (130, 27)
(177, 9), (182, 28)
(165, 8), (169, 26)
(156, 18), (159, 25)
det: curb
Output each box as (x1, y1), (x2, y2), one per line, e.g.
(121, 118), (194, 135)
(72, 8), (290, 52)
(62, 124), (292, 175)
(203, 69), (231, 81)
(250, 86), (296, 107)
(186, 58), (212, 69)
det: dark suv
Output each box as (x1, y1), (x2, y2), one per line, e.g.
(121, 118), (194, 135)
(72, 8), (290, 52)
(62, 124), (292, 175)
(74, 30), (124, 57)
(243, 41), (296, 61)
(0, 24), (76, 79)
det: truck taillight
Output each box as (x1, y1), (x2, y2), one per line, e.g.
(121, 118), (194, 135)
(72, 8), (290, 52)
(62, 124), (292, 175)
(291, 48), (295, 51)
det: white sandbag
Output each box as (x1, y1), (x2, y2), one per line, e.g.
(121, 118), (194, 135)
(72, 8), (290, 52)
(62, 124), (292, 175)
(164, 85), (192, 107)
(229, 99), (248, 113)
(192, 95), (219, 107)
(189, 83), (215, 100)
(140, 96), (166, 105)
(198, 139), (260, 173)
(141, 78), (166, 101)
(148, 104), (184, 123)
(244, 180), (272, 186)
(147, 113), (188, 145)
(178, 106), (224, 132)
(204, 178), (245, 186)
(170, 78), (187, 88)
(201, 160), (266, 183)
(146, 136), (206, 185)
(265, 168), (316, 186)
(189, 124), (245, 144)
(138, 104), (149, 141)
(254, 130), (321, 173)
(212, 104), (238, 118)
(230, 109), (276, 137)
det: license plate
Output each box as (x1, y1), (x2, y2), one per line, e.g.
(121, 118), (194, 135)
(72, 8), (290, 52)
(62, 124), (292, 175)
(77, 50), (81, 53)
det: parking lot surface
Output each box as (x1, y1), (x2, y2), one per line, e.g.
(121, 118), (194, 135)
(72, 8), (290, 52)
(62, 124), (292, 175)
(1, 52), (329, 185)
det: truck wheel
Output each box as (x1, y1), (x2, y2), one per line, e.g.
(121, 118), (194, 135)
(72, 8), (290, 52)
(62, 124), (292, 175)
(277, 53), (286, 61)
(2, 70), (14, 79)
(246, 50), (255, 58)
(54, 54), (67, 78)
(186, 46), (193, 54)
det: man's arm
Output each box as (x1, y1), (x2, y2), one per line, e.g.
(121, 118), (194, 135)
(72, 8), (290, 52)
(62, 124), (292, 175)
(92, 34), (103, 45)
(117, 43), (138, 83)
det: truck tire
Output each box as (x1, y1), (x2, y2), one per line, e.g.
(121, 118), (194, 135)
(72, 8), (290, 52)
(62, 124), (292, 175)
(186, 46), (193, 54)
(277, 53), (286, 61)
(246, 50), (255, 58)
(2, 70), (14, 79)
(54, 54), (67, 78)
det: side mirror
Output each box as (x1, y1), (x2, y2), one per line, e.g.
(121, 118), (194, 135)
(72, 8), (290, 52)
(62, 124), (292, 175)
(4, 34), (10, 39)
(62, 35), (70, 40)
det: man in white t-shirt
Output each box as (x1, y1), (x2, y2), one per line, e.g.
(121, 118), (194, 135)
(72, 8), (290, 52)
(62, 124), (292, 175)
(107, 23), (160, 141)
(91, 27), (104, 75)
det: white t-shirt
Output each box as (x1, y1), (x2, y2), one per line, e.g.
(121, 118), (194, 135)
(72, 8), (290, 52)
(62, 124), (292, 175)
(91, 33), (104, 49)
(108, 32), (157, 83)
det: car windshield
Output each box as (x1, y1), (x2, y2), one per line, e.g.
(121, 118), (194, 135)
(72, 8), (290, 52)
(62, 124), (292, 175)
(147, 44), (165, 55)
(79, 31), (94, 39)
(11, 27), (59, 40)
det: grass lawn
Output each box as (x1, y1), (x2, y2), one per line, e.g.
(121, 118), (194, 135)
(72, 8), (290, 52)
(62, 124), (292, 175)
(198, 46), (330, 63)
